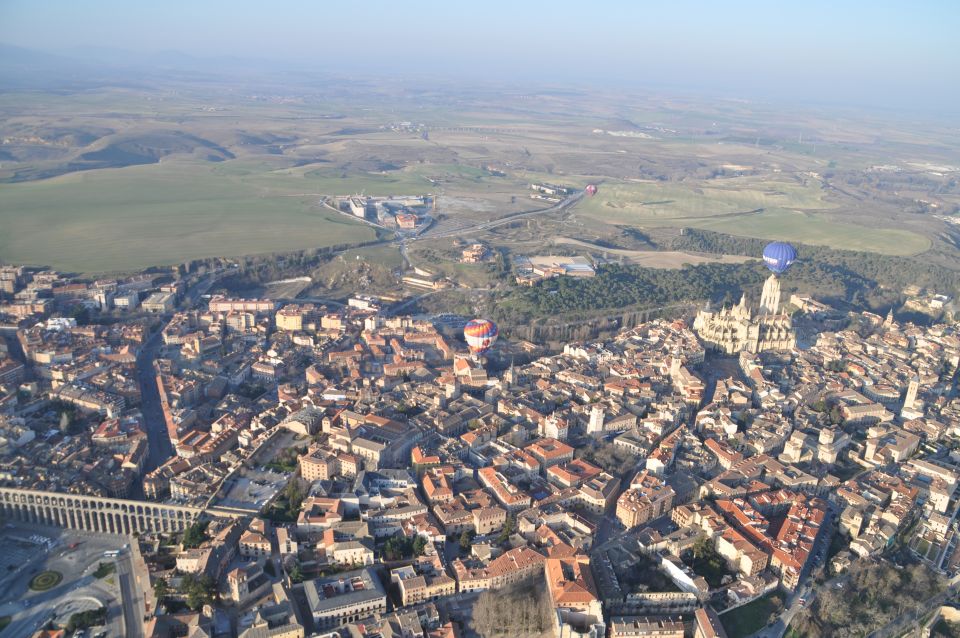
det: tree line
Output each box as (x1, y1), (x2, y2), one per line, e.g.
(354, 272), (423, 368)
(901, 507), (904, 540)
(667, 228), (960, 296)
(471, 573), (555, 637)
(790, 560), (944, 638)
(487, 227), (959, 333)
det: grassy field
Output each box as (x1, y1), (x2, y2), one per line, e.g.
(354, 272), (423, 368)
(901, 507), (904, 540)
(340, 244), (405, 270)
(573, 178), (930, 256)
(0, 160), (378, 273)
(673, 208), (931, 255)
(1, 83), (952, 275)
(243, 164), (436, 197)
(721, 592), (785, 638)
(577, 176), (835, 220)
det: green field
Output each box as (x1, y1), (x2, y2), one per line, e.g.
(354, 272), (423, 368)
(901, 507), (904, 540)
(577, 177), (836, 220)
(243, 164), (437, 197)
(340, 244), (405, 270)
(721, 592), (785, 638)
(0, 160), (379, 273)
(674, 208), (931, 255)
(574, 178), (930, 256)
(1, 83), (951, 274)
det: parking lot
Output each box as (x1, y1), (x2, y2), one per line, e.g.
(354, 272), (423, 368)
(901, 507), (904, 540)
(0, 534), (45, 575)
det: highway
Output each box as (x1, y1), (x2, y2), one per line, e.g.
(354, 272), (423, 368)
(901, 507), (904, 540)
(421, 192), (585, 240)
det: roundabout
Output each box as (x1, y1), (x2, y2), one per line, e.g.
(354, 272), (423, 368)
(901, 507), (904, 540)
(28, 570), (63, 592)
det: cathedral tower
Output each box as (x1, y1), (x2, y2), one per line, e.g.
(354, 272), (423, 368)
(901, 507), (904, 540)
(760, 274), (782, 315)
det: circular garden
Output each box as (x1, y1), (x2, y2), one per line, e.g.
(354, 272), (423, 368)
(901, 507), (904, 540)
(28, 570), (62, 592)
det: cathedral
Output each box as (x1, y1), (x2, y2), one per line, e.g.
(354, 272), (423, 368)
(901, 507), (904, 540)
(693, 274), (796, 354)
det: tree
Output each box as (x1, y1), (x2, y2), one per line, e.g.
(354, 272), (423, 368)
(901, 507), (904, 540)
(692, 534), (712, 560)
(67, 607), (106, 632)
(829, 405), (844, 425)
(153, 577), (169, 601)
(288, 561), (304, 584)
(413, 535), (428, 556)
(826, 360), (846, 372)
(181, 520), (209, 549)
(181, 573), (216, 610)
(497, 516), (515, 544)
(472, 574), (553, 638)
(459, 529), (475, 552)
(284, 479), (304, 511)
(791, 559), (945, 638)
(383, 534), (410, 561)
(69, 304), (91, 325)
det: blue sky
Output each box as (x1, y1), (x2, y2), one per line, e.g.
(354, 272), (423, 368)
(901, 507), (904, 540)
(2, 0), (958, 110)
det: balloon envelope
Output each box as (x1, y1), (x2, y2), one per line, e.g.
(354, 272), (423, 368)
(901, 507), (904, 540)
(464, 319), (498, 354)
(762, 241), (797, 274)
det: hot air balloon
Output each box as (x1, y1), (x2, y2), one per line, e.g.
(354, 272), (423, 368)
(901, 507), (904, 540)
(464, 318), (498, 355)
(585, 184), (598, 196)
(762, 241), (797, 275)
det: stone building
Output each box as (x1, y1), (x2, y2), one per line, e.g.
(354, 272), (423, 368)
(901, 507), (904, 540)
(693, 275), (796, 354)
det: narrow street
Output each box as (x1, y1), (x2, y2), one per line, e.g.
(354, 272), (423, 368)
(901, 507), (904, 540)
(134, 274), (219, 487)
(135, 330), (173, 477)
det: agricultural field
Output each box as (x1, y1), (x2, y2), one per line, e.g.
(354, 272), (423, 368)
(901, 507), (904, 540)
(0, 160), (378, 273)
(573, 177), (931, 256)
(0, 79), (956, 273)
(576, 175), (835, 220)
(677, 208), (931, 256)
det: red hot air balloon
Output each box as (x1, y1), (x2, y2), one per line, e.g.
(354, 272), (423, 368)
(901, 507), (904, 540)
(463, 319), (498, 355)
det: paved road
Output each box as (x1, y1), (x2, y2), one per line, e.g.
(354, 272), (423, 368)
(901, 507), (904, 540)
(116, 553), (145, 638)
(0, 526), (128, 638)
(135, 330), (174, 476)
(746, 508), (838, 638)
(135, 274), (219, 479)
(421, 192), (585, 240)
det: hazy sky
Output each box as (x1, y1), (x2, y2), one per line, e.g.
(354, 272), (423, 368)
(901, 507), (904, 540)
(2, 0), (958, 110)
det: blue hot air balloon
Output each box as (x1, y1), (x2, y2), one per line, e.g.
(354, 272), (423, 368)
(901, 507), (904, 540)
(762, 241), (797, 275)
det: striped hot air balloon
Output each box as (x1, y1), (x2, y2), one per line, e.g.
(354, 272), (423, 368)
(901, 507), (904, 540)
(463, 318), (498, 355)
